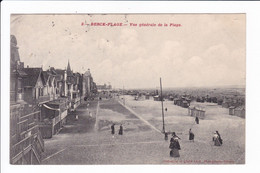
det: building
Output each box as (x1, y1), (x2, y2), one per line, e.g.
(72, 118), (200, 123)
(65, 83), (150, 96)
(10, 35), (44, 164)
(234, 106), (245, 118)
(42, 70), (59, 100)
(39, 98), (69, 138)
(188, 106), (206, 119)
(83, 69), (97, 99)
(97, 83), (112, 92)
(229, 106), (236, 115)
(174, 97), (191, 108)
(55, 69), (67, 97)
(145, 94), (150, 100)
(22, 67), (51, 105)
(153, 95), (163, 101)
(10, 35), (27, 103)
(71, 72), (81, 111)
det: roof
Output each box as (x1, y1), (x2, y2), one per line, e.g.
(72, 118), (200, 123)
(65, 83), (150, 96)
(42, 71), (49, 84)
(235, 106), (245, 110)
(47, 67), (58, 75)
(55, 69), (65, 81)
(22, 68), (43, 87)
(67, 60), (73, 76)
(17, 69), (28, 76)
(229, 106), (236, 109)
(84, 69), (91, 76)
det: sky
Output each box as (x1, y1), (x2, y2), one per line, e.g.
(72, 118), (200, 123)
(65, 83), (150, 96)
(11, 14), (246, 89)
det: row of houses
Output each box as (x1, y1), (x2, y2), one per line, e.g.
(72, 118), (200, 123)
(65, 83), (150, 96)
(10, 35), (97, 164)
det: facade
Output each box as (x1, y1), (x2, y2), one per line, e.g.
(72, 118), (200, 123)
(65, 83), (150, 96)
(174, 97), (191, 108)
(10, 35), (99, 163)
(10, 35), (27, 103)
(22, 67), (51, 105)
(153, 95), (163, 101)
(97, 83), (112, 92)
(10, 35), (44, 164)
(39, 98), (69, 138)
(10, 35), (98, 163)
(229, 106), (245, 118)
(83, 69), (97, 99)
(229, 106), (236, 115)
(234, 106), (245, 118)
(188, 106), (206, 119)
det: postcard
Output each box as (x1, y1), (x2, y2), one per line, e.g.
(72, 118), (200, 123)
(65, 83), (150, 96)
(2, 1), (260, 173)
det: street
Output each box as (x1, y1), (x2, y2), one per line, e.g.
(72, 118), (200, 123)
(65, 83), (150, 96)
(41, 96), (245, 164)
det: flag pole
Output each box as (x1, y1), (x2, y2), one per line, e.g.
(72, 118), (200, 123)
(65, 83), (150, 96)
(160, 77), (165, 133)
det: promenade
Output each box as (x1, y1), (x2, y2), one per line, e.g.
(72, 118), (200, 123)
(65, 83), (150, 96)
(42, 96), (245, 164)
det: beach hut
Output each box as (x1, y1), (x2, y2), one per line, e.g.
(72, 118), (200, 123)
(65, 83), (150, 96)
(188, 106), (205, 119)
(153, 95), (159, 101)
(169, 96), (174, 101)
(234, 106), (245, 118)
(181, 100), (189, 108)
(173, 98), (179, 105)
(229, 106), (236, 115)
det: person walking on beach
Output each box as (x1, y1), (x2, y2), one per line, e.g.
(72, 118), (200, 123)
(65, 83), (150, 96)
(213, 131), (223, 146)
(119, 124), (123, 135)
(169, 132), (181, 157)
(111, 124), (115, 135)
(189, 129), (195, 142)
(195, 116), (199, 124)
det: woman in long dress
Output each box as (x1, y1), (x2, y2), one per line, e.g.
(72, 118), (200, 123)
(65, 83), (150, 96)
(111, 124), (115, 135)
(119, 124), (123, 135)
(195, 116), (199, 124)
(213, 131), (222, 146)
(189, 129), (194, 142)
(169, 133), (181, 157)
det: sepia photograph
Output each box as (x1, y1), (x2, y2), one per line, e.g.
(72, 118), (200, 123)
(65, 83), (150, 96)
(9, 13), (246, 165)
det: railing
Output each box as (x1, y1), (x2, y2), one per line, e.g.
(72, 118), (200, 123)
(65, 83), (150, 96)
(11, 135), (32, 163)
(10, 109), (44, 164)
(36, 131), (44, 151)
(11, 131), (44, 164)
(31, 144), (41, 164)
(20, 111), (41, 123)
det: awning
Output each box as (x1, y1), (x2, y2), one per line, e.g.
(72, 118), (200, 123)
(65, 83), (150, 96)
(43, 104), (60, 111)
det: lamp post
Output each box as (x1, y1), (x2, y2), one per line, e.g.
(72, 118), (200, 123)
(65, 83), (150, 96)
(160, 77), (165, 133)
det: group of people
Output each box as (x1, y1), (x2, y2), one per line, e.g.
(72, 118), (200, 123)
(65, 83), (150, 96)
(111, 124), (123, 135)
(168, 128), (223, 158)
